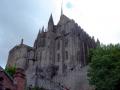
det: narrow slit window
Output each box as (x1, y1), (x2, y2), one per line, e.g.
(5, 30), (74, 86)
(65, 51), (68, 60)
(57, 40), (60, 50)
(57, 53), (60, 62)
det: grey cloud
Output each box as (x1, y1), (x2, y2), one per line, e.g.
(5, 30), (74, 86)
(0, 0), (53, 68)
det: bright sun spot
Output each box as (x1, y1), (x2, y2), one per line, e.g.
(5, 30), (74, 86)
(66, 2), (73, 9)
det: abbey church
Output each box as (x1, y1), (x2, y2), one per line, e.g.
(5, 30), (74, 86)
(6, 13), (99, 90)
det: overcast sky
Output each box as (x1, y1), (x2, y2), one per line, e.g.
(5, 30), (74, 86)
(0, 0), (120, 68)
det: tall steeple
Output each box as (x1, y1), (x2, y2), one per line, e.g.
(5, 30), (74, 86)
(61, 0), (63, 16)
(48, 14), (54, 25)
(48, 14), (54, 31)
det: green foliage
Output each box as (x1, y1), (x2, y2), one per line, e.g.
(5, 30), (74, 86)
(30, 87), (46, 90)
(88, 44), (120, 90)
(5, 65), (16, 77)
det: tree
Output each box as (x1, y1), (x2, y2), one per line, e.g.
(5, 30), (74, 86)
(5, 65), (16, 77)
(33, 87), (45, 90)
(27, 87), (46, 90)
(88, 44), (120, 90)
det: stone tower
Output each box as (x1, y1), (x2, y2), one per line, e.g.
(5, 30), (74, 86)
(6, 14), (98, 90)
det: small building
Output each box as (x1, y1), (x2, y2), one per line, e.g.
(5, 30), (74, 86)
(0, 66), (26, 90)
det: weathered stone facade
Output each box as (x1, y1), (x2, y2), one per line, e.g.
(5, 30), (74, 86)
(6, 14), (98, 90)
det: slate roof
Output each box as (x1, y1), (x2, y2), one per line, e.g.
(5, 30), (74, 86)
(58, 14), (70, 25)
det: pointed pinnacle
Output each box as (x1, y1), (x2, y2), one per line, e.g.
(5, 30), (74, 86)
(42, 26), (44, 32)
(49, 14), (54, 24)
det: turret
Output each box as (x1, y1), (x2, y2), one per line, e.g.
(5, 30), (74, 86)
(48, 14), (54, 31)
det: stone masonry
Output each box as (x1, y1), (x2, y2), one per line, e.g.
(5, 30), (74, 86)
(6, 13), (99, 90)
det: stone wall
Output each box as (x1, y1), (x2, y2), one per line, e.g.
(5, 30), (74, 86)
(6, 44), (33, 68)
(6, 14), (98, 90)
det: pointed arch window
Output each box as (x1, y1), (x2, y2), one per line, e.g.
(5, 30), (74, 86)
(65, 51), (68, 60)
(65, 38), (68, 47)
(57, 40), (60, 50)
(57, 53), (60, 62)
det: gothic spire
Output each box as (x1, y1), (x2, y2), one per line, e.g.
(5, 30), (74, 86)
(48, 14), (54, 25)
(61, 0), (63, 16)
(48, 14), (54, 31)
(42, 26), (44, 32)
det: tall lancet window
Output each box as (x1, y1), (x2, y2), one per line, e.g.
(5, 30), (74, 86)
(57, 53), (60, 62)
(57, 40), (60, 50)
(65, 51), (68, 60)
(65, 38), (68, 47)
(77, 51), (80, 63)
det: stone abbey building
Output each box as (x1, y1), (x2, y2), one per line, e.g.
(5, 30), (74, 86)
(6, 13), (99, 90)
